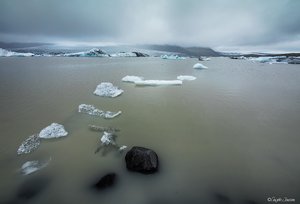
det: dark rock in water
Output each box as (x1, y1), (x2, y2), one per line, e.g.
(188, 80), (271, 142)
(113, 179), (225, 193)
(17, 177), (50, 200)
(94, 173), (117, 190)
(132, 52), (149, 57)
(125, 146), (159, 174)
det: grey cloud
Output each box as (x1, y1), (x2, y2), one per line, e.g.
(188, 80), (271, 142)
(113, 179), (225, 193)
(0, 0), (299, 51)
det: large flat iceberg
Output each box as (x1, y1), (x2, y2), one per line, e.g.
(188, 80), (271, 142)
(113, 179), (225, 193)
(17, 134), (41, 155)
(193, 63), (208, 69)
(93, 82), (124, 97)
(0, 48), (34, 57)
(177, 75), (196, 81)
(78, 104), (121, 119)
(21, 159), (50, 175)
(134, 80), (183, 86)
(122, 75), (144, 83)
(39, 123), (68, 139)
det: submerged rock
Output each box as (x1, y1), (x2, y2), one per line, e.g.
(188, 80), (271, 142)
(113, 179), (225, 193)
(134, 80), (182, 86)
(38, 123), (68, 139)
(125, 146), (159, 174)
(89, 125), (120, 132)
(177, 75), (196, 81)
(93, 82), (124, 98)
(79, 104), (121, 119)
(21, 159), (50, 175)
(122, 75), (144, 83)
(17, 134), (40, 155)
(193, 63), (208, 69)
(93, 173), (117, 190)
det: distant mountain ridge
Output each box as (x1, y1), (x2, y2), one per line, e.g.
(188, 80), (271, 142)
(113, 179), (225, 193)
(139, 44), (221, 57)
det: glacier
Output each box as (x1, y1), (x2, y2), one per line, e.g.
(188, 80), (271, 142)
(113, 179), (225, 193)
(161, 54), (186, 60)
(61, 48), (109, 57)
(17, 134), (41, 155)
(122, 75), (144, 83)
(78, 104), (121, 119)
(134, 80), (183, 86)
(193, 63), (208, 69)
(93, 82), (124, 97)
(39, 123), (68, 139)
(0, 48), (34, 57)
(21, 159), (50, 175)
(177, 75), (196, 81)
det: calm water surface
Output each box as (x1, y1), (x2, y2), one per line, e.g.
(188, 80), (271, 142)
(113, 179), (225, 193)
(0, 57), (300, 204)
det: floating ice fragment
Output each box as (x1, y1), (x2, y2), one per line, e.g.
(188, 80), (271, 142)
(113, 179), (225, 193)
(193, 63), (208, 69)
(100, 132), (116, 146)
(134, 80), (182, 86)
(17, 134), (41, 155)
(78, 104), (121, 119)
(198, 57), (211, 61)
(0, 48), (34, 57)
(161, 55), (186, 60)
(122, 75), (144, 83)
(21, 159), (50, 175)
(38, 123), (68, 139)
(89, 125), (120, 132)
(177, 75), (196, 81)
(93, 82), (124, 97)
(119, 146), (127, 151)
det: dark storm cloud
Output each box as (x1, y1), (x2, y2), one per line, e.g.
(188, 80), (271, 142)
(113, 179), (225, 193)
(0, 0), (299, 51)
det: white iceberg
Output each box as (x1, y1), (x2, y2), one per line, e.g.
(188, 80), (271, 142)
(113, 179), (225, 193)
(177, 75), (196, 81)
(78, 104), (121, 119)
(61, 48), (109, 57)
(110, 52), (137, 57)
(134, 80), (183, 86)
(0, 48), (34, 57)
(122, 75), (144, 83)
(21, 159), (50, 175)
(17, 134), (41, 155)
(161, 54), (186, 60)
(38, 123), (68, 139)
(193, 63), (208, 69)
(93, 82), (124, 97)
(199, 57), (211, 61)
(100, 132), (116, 145)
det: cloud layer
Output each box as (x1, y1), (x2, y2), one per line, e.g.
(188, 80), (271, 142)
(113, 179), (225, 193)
(0, 0), (299, 51)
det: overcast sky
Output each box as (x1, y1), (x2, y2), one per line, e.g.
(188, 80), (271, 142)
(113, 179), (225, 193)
(0, 0), (299, 52)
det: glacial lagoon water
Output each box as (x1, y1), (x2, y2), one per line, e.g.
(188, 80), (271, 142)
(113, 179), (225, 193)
(0, 57), (300, 203)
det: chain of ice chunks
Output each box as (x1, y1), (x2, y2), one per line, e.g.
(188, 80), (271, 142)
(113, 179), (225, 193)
(78, 104), (121, 119)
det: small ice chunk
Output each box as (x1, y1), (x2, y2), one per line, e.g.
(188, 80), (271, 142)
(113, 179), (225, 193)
(100, 132), (116, 145)
(177, 75), (196, 81)
(134, 80), (182, 86)
(21, 159), (50, 175)
(89, 125), (120, 132)
(17, 134), (41, 155)
(119, 145), (127, 151)
(78, 104), (121, 119)
(93, 82), (124, 97)
(193, 63), (208, 69)
(39, 123), (68, 139)
(122, 75), (144, 83)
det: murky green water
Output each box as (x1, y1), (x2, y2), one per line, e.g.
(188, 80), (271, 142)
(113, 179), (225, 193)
(0, 57), (300, 204)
